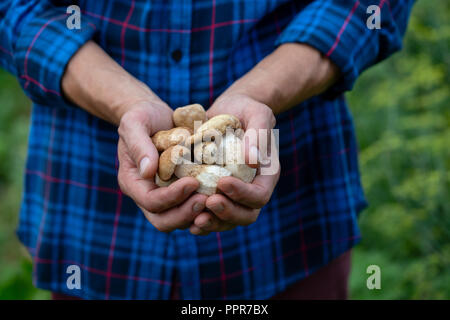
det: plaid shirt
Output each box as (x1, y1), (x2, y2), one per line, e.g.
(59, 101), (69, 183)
(0, 0), (413, 299)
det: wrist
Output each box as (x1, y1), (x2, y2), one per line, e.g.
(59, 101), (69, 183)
(223, 43), (339, 115)
(62, 41), (170, 126)
(222, 68), (282, 111)
(119, 99), (173, 136)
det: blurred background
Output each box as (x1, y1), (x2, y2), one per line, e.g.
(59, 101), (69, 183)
(0, 1), (448, 299)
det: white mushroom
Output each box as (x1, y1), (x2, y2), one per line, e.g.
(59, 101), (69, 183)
(174, 162), (232, 195)
(218, 133), (257, 183)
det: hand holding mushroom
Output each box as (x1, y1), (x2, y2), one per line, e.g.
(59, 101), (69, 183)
(190, 94), (280, 235)
(152, 104), (257, 195)
(150, 95), (280, 236)
(117, 103), (208, 233)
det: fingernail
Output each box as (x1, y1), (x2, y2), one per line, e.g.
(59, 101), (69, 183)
(193, 202), (204, 213)
(211, 203), (224, 213)
(249, 146), (259, 165)
(139, 157), (150, 177)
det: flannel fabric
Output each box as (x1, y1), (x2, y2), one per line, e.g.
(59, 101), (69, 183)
(0, 0), (414, 299)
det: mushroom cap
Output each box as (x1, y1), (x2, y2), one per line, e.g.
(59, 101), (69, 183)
(189, 114), (241, 144)
(152, 127), (193, 152)
(158, 145), (190, 181)
(173, 104), (207, 130)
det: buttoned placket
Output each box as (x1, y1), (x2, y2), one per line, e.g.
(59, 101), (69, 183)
(169, 0), (202, 300)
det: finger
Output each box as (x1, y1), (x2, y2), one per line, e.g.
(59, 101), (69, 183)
(118, 138), (158, 197)
(193, 212), (235, 232)
(146, 177), (200, 213)
(118, 114), (160, 179)
(242, 106), (276, 168)
(142, 193), (208, 233)
(206, 194), (259, 225)
(216, 174), (278, 209)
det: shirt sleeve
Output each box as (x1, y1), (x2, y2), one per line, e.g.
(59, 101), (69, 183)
(0, 0), (97, 107)
(275, 0), (416, 96)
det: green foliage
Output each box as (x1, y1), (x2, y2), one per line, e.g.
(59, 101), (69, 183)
(347, 1), (450, 299)
(0, 0), (448, 300)
(0, 71), (50, 300)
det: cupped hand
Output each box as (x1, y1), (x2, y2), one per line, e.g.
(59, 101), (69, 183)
(117, 102), (208, 232)
(189, 94), (280, 236)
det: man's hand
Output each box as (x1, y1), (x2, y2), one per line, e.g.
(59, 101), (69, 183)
(117, 103), (209, 232)
(62, 41), (208, 232)
(189, 94), (280, 236)
(62, 41), (336, 235)
(189, 43), (338, 235)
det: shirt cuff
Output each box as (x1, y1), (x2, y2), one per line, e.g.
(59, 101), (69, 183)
(274, 2), (367, 97)
(13, 8), (97, 108)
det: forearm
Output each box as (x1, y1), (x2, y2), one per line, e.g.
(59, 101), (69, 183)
(222, 43), (339, 115)
(62, 41), (169, 126)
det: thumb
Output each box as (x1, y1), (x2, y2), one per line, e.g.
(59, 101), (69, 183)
(242, 109), (276, 168)
(120, 121), (160, 179)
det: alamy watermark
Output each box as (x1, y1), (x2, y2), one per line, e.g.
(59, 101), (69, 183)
(66, 5), (81, 30)
(366, 5), (381, 30)
(366, 264), (381, 290)
(66, 265), (81, 290)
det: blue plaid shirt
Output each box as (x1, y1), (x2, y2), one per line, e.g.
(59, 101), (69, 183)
(0, 0), (413, 299)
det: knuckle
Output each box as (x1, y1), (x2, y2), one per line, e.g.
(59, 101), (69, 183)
(263, 105), (276, 128)
(118, 113), (134, 138)
(269, 112), (276, 128)
(118, 109), (151, 139)
(117, 122), (126, 138)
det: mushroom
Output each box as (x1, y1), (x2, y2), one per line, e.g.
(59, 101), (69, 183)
(173, 104), (208, 130)
(174, 162), (232, 195)
(152, 104), (256, 194)
(151, 127), (193, 152)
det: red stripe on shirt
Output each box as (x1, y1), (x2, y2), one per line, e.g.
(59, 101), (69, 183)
(20, 75), (61, 96)
(326, 1), (360, 57)
(26, 170), (119, 194)
(23, 15), (66, 89)
(120, 0), (135, 67)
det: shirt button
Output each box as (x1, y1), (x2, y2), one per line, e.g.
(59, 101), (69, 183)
(171, 49), (182, 62)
